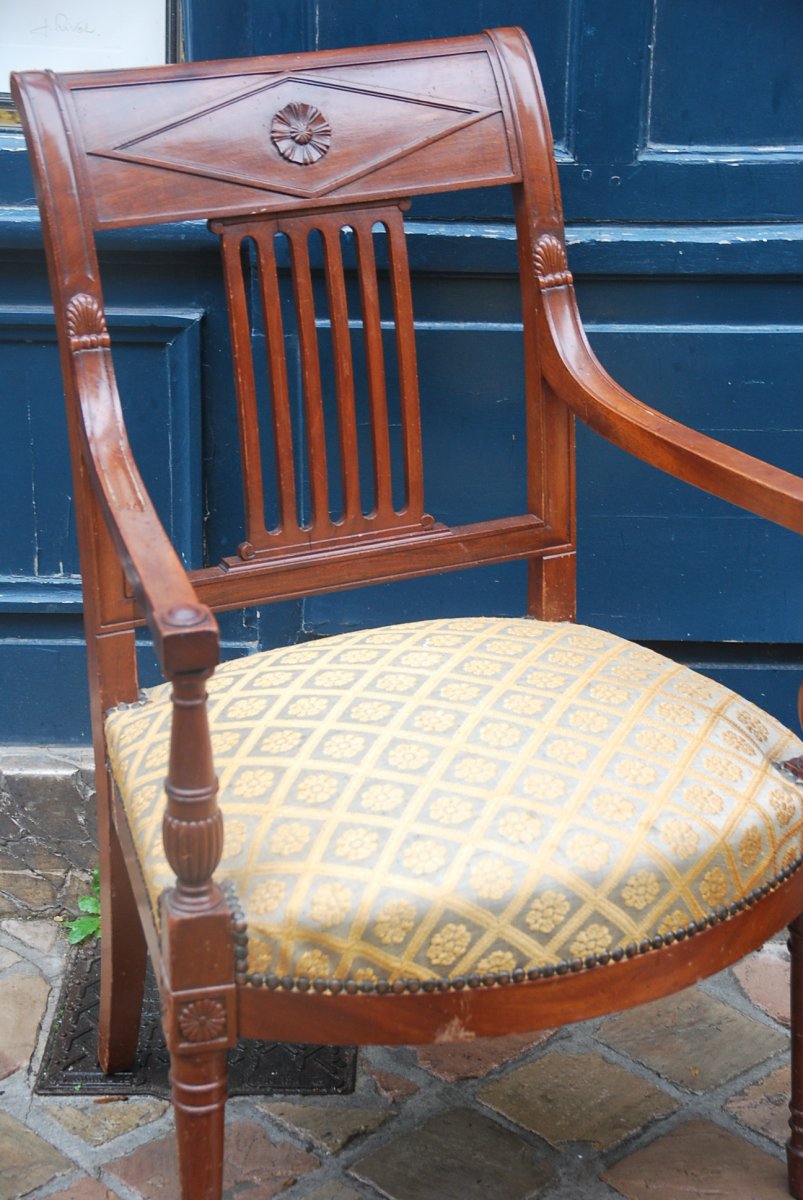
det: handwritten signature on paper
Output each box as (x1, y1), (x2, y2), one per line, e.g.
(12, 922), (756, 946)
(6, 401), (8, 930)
(30, 13), (98, 38)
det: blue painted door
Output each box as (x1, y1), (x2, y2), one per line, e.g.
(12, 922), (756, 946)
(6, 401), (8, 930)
(1, 0), (802, 741)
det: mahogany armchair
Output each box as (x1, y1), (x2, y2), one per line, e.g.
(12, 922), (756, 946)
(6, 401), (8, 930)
(12, 28), (803, 1200)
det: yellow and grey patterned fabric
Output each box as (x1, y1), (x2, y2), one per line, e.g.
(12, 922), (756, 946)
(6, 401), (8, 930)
(106, 618), (803, 986)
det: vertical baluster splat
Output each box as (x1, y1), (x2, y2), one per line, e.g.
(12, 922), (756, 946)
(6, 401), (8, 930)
(255, 231), (301, 541)
(386, 215), (425, 519)
(217, 229), (269, 554)
(352, 214), (394, 521)
(321, 224), (362, 528)
(213, 205), (429, 562)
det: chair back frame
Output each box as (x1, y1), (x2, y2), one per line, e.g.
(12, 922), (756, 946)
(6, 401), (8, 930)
(14, 28), (576, 721)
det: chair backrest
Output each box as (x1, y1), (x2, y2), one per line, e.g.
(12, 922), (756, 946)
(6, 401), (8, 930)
(13, 28), (575, 700)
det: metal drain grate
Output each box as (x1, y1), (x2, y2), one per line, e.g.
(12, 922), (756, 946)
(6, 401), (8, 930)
(36, 942), (357, 1097)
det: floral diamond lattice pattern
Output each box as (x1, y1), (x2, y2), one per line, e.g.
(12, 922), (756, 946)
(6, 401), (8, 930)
(106, 617), (803, 985)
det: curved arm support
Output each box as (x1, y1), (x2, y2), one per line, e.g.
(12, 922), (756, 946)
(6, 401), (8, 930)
(73, 349), (219, 675)
(540, 283), (803, 537)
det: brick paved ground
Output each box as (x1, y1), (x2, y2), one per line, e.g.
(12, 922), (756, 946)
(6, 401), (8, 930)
(0, 915), (794, 1200)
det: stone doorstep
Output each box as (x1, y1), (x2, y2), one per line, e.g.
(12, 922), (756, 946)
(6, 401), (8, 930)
(0, 744), (95, 773)
(0, 745), (97, 918)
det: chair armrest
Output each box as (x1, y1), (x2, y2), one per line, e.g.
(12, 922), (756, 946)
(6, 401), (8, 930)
(539, 279), (803, 536)
(73, 347), (219, 676)
(76, 349), (224, 911)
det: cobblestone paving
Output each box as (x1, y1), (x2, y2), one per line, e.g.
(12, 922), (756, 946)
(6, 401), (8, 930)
(0, 915), (794, 1200)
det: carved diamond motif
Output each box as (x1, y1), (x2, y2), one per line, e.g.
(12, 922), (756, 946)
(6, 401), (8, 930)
(88, 71), (497, 200)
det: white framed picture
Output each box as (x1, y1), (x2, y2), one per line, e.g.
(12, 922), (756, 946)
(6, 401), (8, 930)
(1, 1), (173, 97)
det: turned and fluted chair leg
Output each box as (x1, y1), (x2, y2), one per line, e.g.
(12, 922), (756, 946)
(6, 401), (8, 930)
(160, 661), (234, 1200)
(788, 916), (803, 1197)
(171, 1047), (228, 1200)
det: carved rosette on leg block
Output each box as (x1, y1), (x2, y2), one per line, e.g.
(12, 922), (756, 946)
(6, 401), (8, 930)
(179, 997), (228, 1042)
(788, 916), (803, 1197)
(161, 983), (236, 1054)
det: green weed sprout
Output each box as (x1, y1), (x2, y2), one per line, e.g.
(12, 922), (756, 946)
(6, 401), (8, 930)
(66, 867), (101, 945)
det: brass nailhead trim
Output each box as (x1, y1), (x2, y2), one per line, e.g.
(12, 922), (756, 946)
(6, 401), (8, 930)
(225, 855), (803, 996)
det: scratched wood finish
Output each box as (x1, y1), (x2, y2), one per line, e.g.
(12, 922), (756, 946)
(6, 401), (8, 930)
(12, 27), (803, 1200)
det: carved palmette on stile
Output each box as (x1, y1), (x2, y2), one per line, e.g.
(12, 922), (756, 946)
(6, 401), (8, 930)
(65, 293), (111, 350)
(533, 234), (574, 290)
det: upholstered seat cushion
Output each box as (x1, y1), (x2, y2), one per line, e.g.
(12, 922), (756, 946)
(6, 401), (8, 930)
(106, 617), (803, 988)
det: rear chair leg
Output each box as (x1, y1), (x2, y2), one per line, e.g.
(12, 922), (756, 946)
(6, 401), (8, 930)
(171, 1047), (228, 1200)
(97, 794), (147, 1074)
(788, 916), (803, 1197)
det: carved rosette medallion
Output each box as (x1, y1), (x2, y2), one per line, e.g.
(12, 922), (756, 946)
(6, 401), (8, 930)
(65, 293), (111, 350)
(178, 997), (227, 1042)
(533, 234), (573, 291)
(271, 102), (332, 165)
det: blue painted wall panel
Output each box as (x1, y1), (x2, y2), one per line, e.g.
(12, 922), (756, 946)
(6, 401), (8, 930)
(0, 309), (204, 583)
(1, 0), (802, 739)
(649, 0), (803, 147)
(578, 323), (803, 640)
